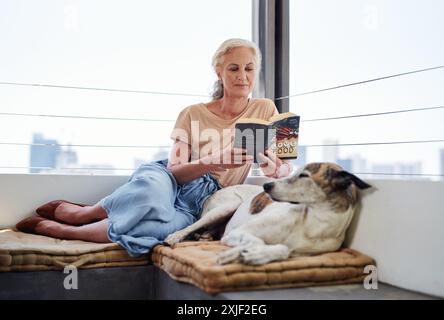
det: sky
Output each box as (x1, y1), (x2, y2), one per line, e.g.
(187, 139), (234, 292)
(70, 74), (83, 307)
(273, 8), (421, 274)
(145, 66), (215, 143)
(289, 0), (444, 177)
(0, 0), (443, 178)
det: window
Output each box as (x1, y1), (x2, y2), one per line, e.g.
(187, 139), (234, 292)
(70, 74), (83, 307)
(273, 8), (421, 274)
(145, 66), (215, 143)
(0, 0), (252, 174)
(289, 0), (444, 180)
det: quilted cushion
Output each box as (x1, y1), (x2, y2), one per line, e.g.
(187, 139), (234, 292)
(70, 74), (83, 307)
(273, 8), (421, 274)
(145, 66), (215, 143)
(152, 241), (375, 294)
(0, 229), (149, 271)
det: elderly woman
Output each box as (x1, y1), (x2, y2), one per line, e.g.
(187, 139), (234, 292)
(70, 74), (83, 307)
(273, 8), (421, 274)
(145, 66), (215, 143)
(16, 38), (293, 257)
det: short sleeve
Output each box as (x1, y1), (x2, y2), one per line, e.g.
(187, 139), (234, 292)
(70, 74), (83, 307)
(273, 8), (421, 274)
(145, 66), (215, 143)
(170, 107), (191, 145)
(266, 99), (279, 119)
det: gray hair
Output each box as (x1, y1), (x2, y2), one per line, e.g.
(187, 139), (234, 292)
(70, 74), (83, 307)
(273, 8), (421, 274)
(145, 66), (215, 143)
(211, 38), (262, 100)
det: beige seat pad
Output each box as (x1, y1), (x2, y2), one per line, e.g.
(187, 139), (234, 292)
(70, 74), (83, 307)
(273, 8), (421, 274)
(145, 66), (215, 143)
(0, 229), (149, 271)
(152, 241), (375, 294)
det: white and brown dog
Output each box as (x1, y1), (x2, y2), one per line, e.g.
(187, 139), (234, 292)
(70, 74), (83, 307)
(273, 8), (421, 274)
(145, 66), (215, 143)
(164, 162), (371, 265)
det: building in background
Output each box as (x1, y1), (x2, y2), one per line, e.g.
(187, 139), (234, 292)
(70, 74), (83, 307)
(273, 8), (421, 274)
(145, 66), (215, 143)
(371, 161), (422, 180)
(56, 144), (78, 169)
(337, 158), (352, 172)
(29, 133), (61, 173)
(349, 154), (368, 174)
(30, 133), (117, 175)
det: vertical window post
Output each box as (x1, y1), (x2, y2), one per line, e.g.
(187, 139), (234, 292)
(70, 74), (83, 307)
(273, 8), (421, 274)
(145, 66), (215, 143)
(252, 0), (289, 113)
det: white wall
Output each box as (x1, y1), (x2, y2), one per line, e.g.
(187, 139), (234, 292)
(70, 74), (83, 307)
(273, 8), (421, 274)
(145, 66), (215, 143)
(0, 173), (128, 229)
(0, 173), (443, 297)
(345, 179), (444, 298)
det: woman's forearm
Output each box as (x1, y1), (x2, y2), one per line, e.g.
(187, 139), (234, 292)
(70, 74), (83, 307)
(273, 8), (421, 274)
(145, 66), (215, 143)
(167, 159), (220, 185)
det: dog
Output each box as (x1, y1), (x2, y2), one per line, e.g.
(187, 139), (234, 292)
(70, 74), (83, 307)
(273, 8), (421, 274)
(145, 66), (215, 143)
(164, 162), (371, 265)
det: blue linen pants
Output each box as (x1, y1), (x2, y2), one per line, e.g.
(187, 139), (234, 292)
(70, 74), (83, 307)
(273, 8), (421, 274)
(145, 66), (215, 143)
(99, 159), (221, 257)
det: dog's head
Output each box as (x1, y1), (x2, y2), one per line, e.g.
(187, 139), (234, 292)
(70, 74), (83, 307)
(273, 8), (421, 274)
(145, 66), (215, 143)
(263, 162), (371, 212)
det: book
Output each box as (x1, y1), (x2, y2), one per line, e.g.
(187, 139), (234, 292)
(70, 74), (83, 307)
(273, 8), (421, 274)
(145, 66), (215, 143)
(234, 112), (300, 163)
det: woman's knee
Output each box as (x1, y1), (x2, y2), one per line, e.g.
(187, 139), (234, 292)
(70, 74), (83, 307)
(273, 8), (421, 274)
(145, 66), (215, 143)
(131, 172), (176, 201)
(132, 166), (173, 186)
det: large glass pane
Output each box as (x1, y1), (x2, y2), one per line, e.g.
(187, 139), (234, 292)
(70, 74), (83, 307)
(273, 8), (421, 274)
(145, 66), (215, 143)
(0, 0), (252, 174)
(289, 0), (444, 180)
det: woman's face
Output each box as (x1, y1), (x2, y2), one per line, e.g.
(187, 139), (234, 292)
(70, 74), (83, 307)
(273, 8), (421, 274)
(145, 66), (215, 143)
(217, 47), (257, 98)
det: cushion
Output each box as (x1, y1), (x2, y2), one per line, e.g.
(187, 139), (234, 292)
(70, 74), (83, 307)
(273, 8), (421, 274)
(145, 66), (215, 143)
(152, 241), (375, 294)
(0, 229), (149, 272)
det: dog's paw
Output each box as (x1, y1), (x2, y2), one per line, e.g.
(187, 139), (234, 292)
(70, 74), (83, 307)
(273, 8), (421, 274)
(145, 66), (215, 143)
(164, 231), (186, 246)
(216, 247), (242, 265)
(221, 230), (264, 247)
(198, 231), (214, 241)
(241, 244), (290, 265)
(240, 246), (272, 265)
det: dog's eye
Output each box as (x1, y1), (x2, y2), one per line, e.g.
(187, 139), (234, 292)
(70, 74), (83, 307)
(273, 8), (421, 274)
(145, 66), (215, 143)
(299, 173), (309, 178)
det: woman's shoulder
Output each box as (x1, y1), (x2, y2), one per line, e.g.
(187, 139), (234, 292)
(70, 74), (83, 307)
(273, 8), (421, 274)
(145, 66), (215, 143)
(174, 103), (206, 121)
(251, 98), (277, 109)
(250, 98), (278, 115)
(180, 102), (208, 115)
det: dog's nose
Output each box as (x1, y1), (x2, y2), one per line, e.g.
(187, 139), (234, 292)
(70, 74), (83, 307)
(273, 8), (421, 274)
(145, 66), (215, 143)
(263, 182), (274, 193)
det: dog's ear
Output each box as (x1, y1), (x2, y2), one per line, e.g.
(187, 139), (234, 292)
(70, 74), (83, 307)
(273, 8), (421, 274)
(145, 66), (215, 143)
(332, 170), (372, 190)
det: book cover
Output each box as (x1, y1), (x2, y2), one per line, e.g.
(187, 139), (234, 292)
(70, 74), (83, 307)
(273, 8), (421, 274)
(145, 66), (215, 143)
(234, 112), (300, 163)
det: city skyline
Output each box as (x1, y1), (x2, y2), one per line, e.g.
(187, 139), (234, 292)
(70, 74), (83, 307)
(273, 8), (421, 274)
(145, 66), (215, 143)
(1, 0), (443, 178)
(27, 131), (443, 180)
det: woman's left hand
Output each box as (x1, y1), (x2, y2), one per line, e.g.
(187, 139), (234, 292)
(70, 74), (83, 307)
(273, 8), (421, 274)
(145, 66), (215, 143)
(258, 149), (292, 178)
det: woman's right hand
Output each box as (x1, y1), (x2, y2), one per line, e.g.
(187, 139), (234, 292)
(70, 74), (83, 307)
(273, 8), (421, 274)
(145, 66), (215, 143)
(201, 144), (254, 171)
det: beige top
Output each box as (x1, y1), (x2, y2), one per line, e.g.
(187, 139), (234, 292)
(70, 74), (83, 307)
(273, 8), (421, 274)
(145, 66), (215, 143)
(170, 98), (279, 187)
